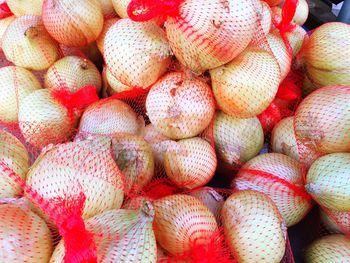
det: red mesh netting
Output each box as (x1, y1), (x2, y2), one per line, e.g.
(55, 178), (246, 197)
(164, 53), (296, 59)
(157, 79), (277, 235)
(0, 0), (312, 261)
(0, 201), (53, 262)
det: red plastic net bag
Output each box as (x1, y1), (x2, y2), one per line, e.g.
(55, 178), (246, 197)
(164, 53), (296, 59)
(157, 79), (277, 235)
(0, 157), (98, 263)
(0, 12), (100, 149)
(0, 200), (53, 262)
(232, 153), (314, 227)
(25, 137), (125, 221)
(50, 201), (157, 262)
(0, 0), (304, 261)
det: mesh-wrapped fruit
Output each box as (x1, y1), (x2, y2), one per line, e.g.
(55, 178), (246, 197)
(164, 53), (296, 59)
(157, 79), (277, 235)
(233, 153), (313, 226)
(210, 48), (281, 118)
(146, 72), (215, 140)
(222, 190), (286, 263)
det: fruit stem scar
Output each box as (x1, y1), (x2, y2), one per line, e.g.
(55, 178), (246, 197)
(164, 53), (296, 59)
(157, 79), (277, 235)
(212, 19), (222, 29)
(24, 26), (39, 38)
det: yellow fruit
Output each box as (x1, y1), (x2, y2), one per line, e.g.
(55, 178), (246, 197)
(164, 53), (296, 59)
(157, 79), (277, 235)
(78, 99), (142, 137)
(293, 0), (309, 25)
(306, 153), (350, 212)
(211, 48), (280, 118)
(153, 194), (218, 256)
(165, 0), (257, 73)
(164, 137), (217, 189)
(26, 137), (124, 219)
(112, 133), (154, 193)
(266, 30), (292, 80)
(18, 89), (73, 148)
(301, 22), (350, 88)
(203, 111), (264, 168)
(111, 0), (130, 18)
(2, 15), (59, 70)
(0, 204), (53, 262)
(222, 190), (286, 263)
(294, 85), (350, 154)
(6, 0), (43, 16)
(45, 56), (102, 93)
(42, 0), (104, 47)
(146, 72), (215, 139)
(305, 234), (350, 262)
(104, 19), (171, 88)
(0, 130), (30, 198)
(0, 16), (15, 50)
(0, 66), (41, 123)
(233, 153), (313, 226)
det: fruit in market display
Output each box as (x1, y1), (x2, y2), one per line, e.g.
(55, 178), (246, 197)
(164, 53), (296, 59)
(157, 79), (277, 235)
(102, 67), (132, 95)
(294, 85), (350, 155)
(26, 137), (124, 219)
(18, 89), (74, 148)
(189, 187), (224, 223)
(271, 116), (318, 167)
(0, 66), (41, 123)
(0, 15), (15, 49)
(146, 72), (215, 140)
(203, 111), (264, 169)
(306, 153), (350, 212)
(0, 0), (347, 260)
(266, 30), (292, 80)
(140, 123), (170, 165)
(96, 18), (119, 54)
(2, 15), (60, 70)
(0, 204), (53, 262)
(104, 19), (171, 88)
(304, 234), (350, 262)
(251, 0), (272, 40)
(233, 153), (313, 226)
(111, 133), (154, 193)
(222, 190), (286, 263)
(0, 130), (30, 198)
(78, 99), (142, 137)
(153, 194), (218, 256)
(164, 137), (217, 189)
(163, 0), (258, 73)
(6, 0), (43, 16)
(210, 48), (281, 118)
(299, 22), (350, 88)
(271, 117), (300, 160)
(45, 56), (102, 93)
(292, 0), (309, 26)
(286, 24), (308, 57)
(42, 0), (104, 47)
(50, 202), (156, 262)
(111, 0), (130, 18)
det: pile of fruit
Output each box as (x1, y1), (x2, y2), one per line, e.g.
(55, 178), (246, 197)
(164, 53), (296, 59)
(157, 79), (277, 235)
(0, 0), (349, 262)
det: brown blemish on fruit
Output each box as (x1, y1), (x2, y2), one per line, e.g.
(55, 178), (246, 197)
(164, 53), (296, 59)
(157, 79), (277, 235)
(170, 88), (177, 97)
(80, 60), (89, 70)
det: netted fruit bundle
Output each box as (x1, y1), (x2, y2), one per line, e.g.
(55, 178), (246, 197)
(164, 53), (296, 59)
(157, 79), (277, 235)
(0, 155), (98, 262)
